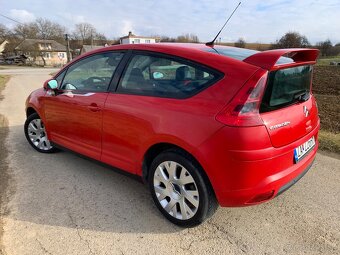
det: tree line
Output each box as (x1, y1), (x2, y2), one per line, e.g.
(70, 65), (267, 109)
(0, 18), (339, 57)
(234, 32), (340, 56)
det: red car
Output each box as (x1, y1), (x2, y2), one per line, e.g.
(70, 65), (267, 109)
(24, 43), (319, 227)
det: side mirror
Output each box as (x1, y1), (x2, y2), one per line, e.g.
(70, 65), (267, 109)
(152, 71), (165, 79)
(46, 79), (58, 90)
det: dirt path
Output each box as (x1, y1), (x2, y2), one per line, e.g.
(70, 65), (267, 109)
(0, 68), (339, 255)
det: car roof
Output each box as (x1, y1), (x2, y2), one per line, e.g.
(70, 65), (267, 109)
(103, 43), (258, 60)
(72, 43), (260, 74)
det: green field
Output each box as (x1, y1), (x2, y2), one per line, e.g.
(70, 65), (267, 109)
(316, 56), (340, 66)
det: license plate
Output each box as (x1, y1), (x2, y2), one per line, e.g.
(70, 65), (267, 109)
(294, 136), (316, 163)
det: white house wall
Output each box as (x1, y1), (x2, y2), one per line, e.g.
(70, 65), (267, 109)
(121, 38), (156, 44)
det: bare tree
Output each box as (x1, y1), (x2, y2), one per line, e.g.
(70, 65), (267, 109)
(272, 32), (310, 49)
(235, 38), (246, 48)
(316, 39), (335, 56)
(73, 23), (97, 44)
(0, 23), (11, 40)
(34, 18), (66, 42)
(176, 34), (199, 43)
(12, 18), (66, 42)
(13, 23), (39, 39)
(160, 36), (176, 42)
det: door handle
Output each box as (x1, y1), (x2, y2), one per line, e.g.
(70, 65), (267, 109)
(88, 103), (101, 112)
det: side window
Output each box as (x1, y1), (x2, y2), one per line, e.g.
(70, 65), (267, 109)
(61, 52), (124, 92)
(117, 54), (221, 98)
(55, 69), (66, 86)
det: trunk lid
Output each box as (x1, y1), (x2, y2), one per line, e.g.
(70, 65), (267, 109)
(243, 49), (319, 147)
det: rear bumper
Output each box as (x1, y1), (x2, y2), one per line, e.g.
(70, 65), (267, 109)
(195, 121), (320, 207)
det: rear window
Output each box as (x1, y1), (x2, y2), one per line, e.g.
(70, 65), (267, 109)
(204, 46), (295, 64)
(205, 46), (258, 60)
(260, 65), (312, 112)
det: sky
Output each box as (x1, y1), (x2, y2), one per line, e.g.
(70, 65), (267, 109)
(1, 0), (340, 44)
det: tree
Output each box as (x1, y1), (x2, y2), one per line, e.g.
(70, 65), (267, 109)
(34, 18), (66, 42)
(0, 23), (11, 40)
(12, 18), (66, 42)
(160, 36), (176, 42)
(73, 23), (97, 44)
(234, 38), (246, 48)
(272, 32), (310, 49)
(176, 34), (199, 43)
(316, 39), (333, 56)
(13, 23), (39, 39)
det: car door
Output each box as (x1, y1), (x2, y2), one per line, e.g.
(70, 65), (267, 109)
(44, 51), (124, 160)
(101, 52), (220, 173)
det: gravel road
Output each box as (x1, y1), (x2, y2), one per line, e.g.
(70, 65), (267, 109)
(0, 68), (339, 255)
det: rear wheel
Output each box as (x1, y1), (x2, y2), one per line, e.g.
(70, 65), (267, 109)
(24, 113), (56, 153)
(149, 150), (217, 227)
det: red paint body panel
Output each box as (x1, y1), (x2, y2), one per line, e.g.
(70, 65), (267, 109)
(243, 48), (319, 70)
(43, 92), (108, 160)
(25, 43), (320, 207)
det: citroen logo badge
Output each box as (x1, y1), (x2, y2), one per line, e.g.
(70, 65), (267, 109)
(303, 106), (309, 117)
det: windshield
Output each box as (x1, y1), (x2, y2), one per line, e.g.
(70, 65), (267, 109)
(260, 65), (312, 112)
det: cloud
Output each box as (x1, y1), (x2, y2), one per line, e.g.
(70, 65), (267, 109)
(2, 1), (340, 43)
(121, 20), (134, 36)
(9, 9), (35, 23)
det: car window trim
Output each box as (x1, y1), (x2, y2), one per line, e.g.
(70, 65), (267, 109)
(108, 50), (133, 92)
(112, 50), (224, 99)
(56, 50), (127, 94)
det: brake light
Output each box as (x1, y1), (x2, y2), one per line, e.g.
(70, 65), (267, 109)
(216, 70), (268, 127)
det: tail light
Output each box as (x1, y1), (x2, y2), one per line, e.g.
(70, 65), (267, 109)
(216, 70), (268, 127)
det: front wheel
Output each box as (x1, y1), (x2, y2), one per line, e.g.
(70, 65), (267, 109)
(24, 112), (56, 153)
(149, 150), (218, 227)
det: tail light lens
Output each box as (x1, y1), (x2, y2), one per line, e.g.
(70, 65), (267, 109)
(216, 70), (268, 127)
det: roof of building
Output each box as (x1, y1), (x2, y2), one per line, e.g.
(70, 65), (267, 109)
(15, 39), (67, 52)
(81, 45), (104, 53)
(120, 31), (159, 40)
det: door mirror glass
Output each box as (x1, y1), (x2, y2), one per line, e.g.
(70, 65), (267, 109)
(152, 71), (164, 79)
(47, 79), (58, 90)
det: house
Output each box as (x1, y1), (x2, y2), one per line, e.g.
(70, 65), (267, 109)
(15, 39), (68, 66)
(80, 44), (105, 55)
(120, 31), (159, 44)
(0, 40), (9, 56)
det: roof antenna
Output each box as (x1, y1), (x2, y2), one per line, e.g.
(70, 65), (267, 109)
(206, 2), (242, 47)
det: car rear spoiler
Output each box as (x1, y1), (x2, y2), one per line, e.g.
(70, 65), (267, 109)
(243, 48), (319, 71)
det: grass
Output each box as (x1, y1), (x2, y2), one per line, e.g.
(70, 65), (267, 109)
(312, 65), (340, 155)
(316, 56), (340, 66)
(0, 75), (9, 96)
(0, 75), (10, 128)
(319, 130), (340, 154)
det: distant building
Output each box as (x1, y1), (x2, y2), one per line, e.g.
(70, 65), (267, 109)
(0, 40), (9, 56)
(15, 39), (68, 66)
(120, 31), (159, 44)
(80, 45), (104, 55)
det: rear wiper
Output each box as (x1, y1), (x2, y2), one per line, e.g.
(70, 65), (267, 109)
(293, 90), (310, 102)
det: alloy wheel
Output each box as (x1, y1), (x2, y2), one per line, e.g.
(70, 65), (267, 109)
(153, 161), (199, 220)
(27, 118), (52, 151)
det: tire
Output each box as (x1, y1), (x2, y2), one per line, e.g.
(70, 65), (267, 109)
(24, 112), (56, 153)
(149, 149), (218, 227)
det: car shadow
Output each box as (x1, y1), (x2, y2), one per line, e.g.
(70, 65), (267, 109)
(5, 125), (182, 234)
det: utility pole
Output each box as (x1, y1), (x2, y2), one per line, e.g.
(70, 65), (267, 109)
(64, 34), (71, 63)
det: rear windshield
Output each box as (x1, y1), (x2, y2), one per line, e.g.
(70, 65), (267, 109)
(204, 46), (295, 64)
(205, 47), (258, 60)
(260, 65), (312, 112)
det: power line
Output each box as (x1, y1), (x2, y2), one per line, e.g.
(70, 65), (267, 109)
(0, 13), (25, 25)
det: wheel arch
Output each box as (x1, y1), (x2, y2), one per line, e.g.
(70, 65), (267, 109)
(142, 142), (216, 197)
(26, 106), (38, 117)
